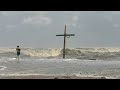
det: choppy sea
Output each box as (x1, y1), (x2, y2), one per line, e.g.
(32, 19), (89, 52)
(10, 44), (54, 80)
(1, 48), (120, 79)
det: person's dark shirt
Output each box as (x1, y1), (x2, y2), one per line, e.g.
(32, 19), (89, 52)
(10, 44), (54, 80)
(16, 48), (20, 52)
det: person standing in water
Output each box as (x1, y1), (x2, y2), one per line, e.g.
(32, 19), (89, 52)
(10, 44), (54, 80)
(16, 46), (21, 61)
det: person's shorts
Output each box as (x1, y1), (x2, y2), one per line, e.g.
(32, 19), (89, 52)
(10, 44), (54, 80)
(17, 52), (20, 56)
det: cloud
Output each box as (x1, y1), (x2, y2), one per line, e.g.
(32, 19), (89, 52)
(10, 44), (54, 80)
(22, 11), (51, 25)
(0, 11), (52, 25)
(64, 12), (80, 28)
(71, 23), (77, 27)
(23, 16), (51, 25)
(66, 15), (79, 27)
(105, 11), (120, 15)
(6, 25), (16, 29)
(4, 25), (16, 32)
(63, 11), (80, 15)
(102, 12), (120, 22)
(63, 11), (74, 14)
(103, 15), (113, 22)
(78, 25), (81, 28)
(72, 16), (79, 22)
(0, 11), (15, 16)
(23, 11), (48, 15)
(0, 11), (10, 16)
(0, 27), (2, 31)
(113, 24), (119, 28)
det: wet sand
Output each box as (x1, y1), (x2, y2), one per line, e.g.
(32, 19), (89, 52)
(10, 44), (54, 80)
(0, 75), (106, 79)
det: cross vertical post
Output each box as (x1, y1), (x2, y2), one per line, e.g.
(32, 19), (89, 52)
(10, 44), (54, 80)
(56, 25), (75, 59)
(63, 25), (66, 58)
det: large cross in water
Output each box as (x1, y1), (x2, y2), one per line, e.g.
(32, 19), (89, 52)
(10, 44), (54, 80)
(56, 25), (75, 59)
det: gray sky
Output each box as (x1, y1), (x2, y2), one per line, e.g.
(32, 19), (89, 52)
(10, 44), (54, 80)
(0, 11), (120, 48)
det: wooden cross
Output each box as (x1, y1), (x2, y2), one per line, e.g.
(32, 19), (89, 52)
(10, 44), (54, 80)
(56, 25), (75, 58)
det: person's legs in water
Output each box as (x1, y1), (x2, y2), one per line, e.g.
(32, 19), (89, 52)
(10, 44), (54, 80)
(17, 52), (20, 61)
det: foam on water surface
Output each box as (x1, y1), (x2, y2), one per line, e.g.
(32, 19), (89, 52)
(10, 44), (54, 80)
(0, 48), (120, 78)
(0, 66), (7, 71)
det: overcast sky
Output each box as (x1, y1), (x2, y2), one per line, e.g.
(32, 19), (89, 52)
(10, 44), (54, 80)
(0, 11), (120, 48)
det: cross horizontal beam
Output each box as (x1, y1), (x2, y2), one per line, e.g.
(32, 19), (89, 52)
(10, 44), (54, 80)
(56, 34), (75, 36)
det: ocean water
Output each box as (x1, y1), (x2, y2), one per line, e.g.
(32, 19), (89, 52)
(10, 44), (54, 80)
(0, 48), (120, 78)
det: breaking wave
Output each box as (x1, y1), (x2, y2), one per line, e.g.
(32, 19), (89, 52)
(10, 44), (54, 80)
(0, 48), (120, 59)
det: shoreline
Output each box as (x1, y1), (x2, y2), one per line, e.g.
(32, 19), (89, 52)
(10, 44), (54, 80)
(0, 75), (107, 79)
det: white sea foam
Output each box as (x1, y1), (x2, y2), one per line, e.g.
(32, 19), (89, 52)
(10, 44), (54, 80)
(74, 73), (119, 79)
(0, 58), (120, 78)
(0, 48), (120, 60)
(0, 66), (7, 71)
(0, 73), (67, 77)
